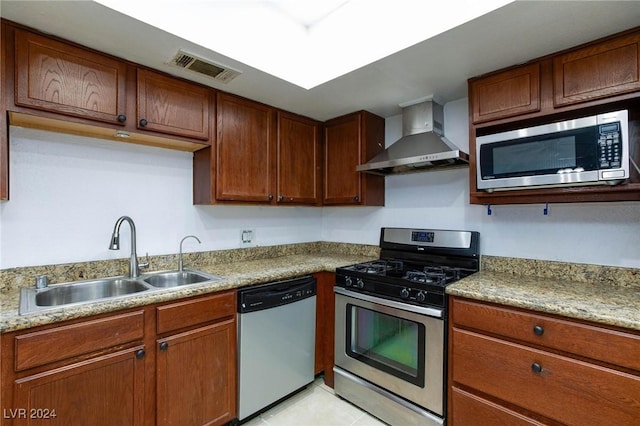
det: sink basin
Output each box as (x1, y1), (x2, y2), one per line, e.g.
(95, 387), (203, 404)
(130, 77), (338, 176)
(19, 269), (223, 315)
(142, 270), (220, 288)
(34, 278), (149, 307)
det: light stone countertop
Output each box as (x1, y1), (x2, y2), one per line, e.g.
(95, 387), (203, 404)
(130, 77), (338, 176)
(447, 265), (640, 332)
(0, 253), (374, 333)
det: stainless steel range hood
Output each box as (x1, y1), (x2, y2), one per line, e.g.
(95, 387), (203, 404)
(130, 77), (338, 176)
(356, 99), (469, 175)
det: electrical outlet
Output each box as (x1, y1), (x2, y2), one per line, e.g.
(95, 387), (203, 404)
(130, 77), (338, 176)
(241, 229), (255, 245)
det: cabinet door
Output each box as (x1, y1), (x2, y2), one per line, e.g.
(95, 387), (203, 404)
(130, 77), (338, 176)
(469, 63), (540, 124)
(216, 93), (275, 202)
(276, 112), (321, 204)
(157, 319), (237, 426)
(13, 347), (146, 426)
(323, 113), (362, 205)
(14, 29), (127, 124)
(553, 32), (640, 106)
(137, 69), (210, 141)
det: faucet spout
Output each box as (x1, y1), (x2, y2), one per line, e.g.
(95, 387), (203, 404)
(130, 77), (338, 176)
(179, 235), (201, 271)
(109, 216), (144, 278)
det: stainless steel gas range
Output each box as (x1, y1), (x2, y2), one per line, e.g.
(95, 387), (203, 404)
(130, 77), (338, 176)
(333, 227), (480, 426)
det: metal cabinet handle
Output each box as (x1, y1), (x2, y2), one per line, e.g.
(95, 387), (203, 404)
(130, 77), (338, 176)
(533, 325), (544, 336)
(268, 194), (274, 201)
(139, 118), (148, 127)
(531, 362), (543, 373)
(159, 341), (169, 351)
(135, 349), (146, 359)
(117, 114), (127, 123)
(353, 195), (360, 202)
(278, 195), (284, 202)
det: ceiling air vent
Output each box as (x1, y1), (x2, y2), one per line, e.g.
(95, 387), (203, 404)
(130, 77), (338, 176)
(169, 50), (241, 84)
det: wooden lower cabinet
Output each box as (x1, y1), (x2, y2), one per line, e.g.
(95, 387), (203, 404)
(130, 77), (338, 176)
(449, 297), (640, 426)
(313, 271), (336, 387)
(12, 347), (146, 426)
(155, 290), (237, 426)
(156, 319), (236, 426)
(1, 291), (238, 426)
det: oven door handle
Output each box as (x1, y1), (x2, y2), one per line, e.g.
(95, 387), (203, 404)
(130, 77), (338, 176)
(334, 287), (444, 319)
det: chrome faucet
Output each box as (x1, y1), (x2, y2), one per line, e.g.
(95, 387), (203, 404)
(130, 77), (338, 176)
(179, 235), (201, 271)
(109, 216), (149, 278)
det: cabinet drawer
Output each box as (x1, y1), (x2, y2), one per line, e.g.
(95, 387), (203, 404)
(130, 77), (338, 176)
(452, 298), (640, 371)
(451, 386), (544, 426)
(14, 310), (144, 371)
(452, 328), (640, 425)
(156, 290), (235, 334)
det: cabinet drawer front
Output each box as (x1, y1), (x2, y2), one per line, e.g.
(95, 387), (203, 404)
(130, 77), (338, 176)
(156, 290), (235, 334)
(452, 298), (640, 371)
(451, 387), (545, 426)
(470, 63), (541, 124)
(452, 328), (640, 425)
(554, 32), (640, 106)
(15, 310), (144, 371)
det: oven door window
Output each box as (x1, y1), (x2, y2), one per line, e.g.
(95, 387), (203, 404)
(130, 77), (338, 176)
(345, 304), (425, 387)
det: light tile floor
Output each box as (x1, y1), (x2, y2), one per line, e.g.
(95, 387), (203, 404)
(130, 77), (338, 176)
(243, 377), (388, 426)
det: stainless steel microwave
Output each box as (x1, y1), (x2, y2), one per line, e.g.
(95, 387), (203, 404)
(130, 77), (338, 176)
(476, 109), (629, 192)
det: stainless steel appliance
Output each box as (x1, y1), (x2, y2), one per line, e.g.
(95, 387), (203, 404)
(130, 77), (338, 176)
(334, 228), (479, 426)
(237, 276), (316, 422)
(476, 109), (629, 191)
(356, 99), (469, 175)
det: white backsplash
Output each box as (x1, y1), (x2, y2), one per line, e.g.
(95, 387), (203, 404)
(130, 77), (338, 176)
(1, 98), (639, 269)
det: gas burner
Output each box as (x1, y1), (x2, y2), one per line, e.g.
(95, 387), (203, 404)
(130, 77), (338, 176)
(350, 260), (404, 276)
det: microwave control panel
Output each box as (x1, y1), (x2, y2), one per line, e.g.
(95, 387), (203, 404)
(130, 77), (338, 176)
(597, 122), (622, 169)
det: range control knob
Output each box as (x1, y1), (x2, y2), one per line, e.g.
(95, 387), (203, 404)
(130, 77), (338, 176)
(400, 288), (410, 299)
(356, 278), (364, 289)
(416, 291), (426, 302)
(345, 276), (352, 287)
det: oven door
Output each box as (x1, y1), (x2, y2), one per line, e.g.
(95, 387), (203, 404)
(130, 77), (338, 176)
(334, 287), (444, 415)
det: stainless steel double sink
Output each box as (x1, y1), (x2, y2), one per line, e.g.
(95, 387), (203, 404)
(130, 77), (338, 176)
(19, 269), (222, 315)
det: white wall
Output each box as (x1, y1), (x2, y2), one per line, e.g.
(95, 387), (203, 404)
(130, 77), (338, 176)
(322, 99), (640, 268)
(0, 128), (322, 268)
(1, 99), (639, 269)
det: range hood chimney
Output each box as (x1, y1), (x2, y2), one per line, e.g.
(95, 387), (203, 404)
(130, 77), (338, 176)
(356, 99), (469, 175)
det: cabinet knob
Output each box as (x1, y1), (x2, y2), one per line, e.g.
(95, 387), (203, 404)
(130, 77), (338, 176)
(533, 325), (544, 336)
(135, 349), (146, 359)
(353, 195), (360, 202)
(268, 194), (274, 201)
(531, 362), (543, 373)
(159, 341), (169, 351)
(117, 114), (127, 123)
(139, 118), (148, 127)
(277, 195), (284, 202)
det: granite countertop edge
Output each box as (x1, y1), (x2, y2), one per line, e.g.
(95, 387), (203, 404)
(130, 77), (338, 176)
(1, 253), (374, 334)
(446, 271), (640, 332)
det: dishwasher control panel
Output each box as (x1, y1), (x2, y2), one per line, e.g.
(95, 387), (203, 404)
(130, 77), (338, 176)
(238, 276), (316, 313)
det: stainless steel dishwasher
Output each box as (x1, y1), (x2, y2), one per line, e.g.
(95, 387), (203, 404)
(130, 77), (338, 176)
(237, 275), (316, 422)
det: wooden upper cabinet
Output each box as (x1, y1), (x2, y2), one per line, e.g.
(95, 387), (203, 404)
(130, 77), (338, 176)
(14, 29), (127, 124)
(276, 111), (321, 205)
(323, 111), (385, 206)
(136, 68), (211, 141)
(216, 93), (275, 202)
(553, 32), (640, 107)
(469, 63), (541, 124)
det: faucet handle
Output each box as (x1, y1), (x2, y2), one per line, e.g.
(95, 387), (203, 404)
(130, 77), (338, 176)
(139, 252), (150, 270)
